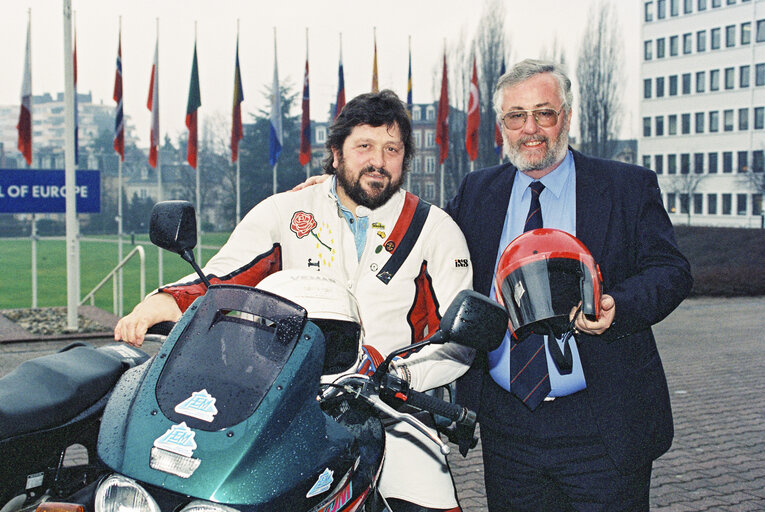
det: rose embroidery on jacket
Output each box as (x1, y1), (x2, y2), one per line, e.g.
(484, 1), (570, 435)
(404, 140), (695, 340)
(290, 211), (332, 250)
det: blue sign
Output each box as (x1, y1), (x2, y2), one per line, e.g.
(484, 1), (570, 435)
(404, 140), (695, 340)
(0, 168), (100, 213)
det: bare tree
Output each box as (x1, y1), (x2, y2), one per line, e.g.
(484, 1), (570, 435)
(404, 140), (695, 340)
(576, 0), (623, 159)
(666, 172), (708, 225)
(539, 36), (567, 69)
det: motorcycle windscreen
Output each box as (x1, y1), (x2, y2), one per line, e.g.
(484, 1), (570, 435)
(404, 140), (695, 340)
(498, 258), (586, 341)
(155, 285), (307, 431)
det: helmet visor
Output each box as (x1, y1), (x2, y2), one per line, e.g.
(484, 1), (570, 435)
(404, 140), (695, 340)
(498, 257), (596, 340)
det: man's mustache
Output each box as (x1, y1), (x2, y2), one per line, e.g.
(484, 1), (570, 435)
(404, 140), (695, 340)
(361, 166), (391, 179)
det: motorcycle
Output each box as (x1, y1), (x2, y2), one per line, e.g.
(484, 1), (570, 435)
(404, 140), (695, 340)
(32, 200), (507, 512)
(0, 341), (149, 512)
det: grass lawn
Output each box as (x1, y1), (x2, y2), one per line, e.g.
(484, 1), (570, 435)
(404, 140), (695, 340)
(0, 232), (230, 312)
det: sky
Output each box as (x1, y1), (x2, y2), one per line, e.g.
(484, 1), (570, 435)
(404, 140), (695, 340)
(0, 0), (640, 149)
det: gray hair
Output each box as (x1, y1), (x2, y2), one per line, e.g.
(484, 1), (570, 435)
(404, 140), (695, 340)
(492, 59), (573, 121)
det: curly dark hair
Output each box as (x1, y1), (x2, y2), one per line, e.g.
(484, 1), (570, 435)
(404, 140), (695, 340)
(322, 89), (414, 174)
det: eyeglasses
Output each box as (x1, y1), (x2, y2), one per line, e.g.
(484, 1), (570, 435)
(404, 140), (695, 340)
(501, 105), (564, 130)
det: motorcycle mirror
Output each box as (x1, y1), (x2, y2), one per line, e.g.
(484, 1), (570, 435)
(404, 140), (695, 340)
(434, 290), (508, 352)
(149, 200), (210, 288)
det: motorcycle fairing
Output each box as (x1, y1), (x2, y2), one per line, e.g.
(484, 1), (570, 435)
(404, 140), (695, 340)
(98, 286), (364, 510)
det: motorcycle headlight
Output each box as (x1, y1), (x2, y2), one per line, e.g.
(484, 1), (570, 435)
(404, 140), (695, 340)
(94, 475), (160, 512)
(180, 501), (239, 512)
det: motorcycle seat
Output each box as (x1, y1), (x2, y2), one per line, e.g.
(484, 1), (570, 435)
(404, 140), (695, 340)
(0, 345), (126, 440)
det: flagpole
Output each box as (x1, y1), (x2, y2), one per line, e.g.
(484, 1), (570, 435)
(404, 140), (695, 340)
(194, 22), (202, 264)
(63, 0), (80, 330)
(235, 19), (241, 223)
(116, 16), (124, 316)
(23, 9), (37, 308)
(271, 27), (279, 195)
(304, 27), (310, 180)
(156, 18), (163, 286)
(406, 34), (411, 192)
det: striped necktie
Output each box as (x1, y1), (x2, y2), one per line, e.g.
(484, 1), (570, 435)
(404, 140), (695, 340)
(510, 181), (550, 409)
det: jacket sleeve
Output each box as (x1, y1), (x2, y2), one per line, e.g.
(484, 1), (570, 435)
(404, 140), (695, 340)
(396, 210), (476, 392)
(158, 197), (283, 311)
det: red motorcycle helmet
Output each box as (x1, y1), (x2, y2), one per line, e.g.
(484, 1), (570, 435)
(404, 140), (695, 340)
(494, 228), (603, 341)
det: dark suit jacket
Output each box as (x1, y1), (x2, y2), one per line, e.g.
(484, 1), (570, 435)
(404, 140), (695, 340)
(445, 149), (693, 472)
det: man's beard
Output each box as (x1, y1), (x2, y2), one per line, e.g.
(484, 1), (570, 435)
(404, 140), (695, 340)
(505, 129), (569, 173)
(336, 160), (404, 209)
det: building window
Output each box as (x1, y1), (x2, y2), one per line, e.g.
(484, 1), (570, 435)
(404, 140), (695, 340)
(698, 0), (707, 9)
(656, 38), (666, 58)
(756, 64), (765, 86)
(644, 40), (653, 60)
(753, 150), (764, 172)
(425, 130), (435, 147)
(694, 152), (704, 173)
(668, 154), (678, 174)
(696, 71), (706, 92)
(669, 75), (677, 96)
(643, 117), (652, 137)
(738, 150), (749, 172)
(684, 196), (702, 217)
(643, 155), (652, 168)
(682, 113), (691, 134)
(709, 111), (720, 132)
(669, 114), (678, 135)
(645, 1), (654, 21)
(757, 20), (765, 42)
(680, 194), (690, 214)
(711, 27), (721, 49)
(753, 194), (763, 216)
(425, 106), (436, 120)
(680, 153), (690, 174)
(656, 116), (665, 136)
(425, 156), (436, 173)
(755, 107), (764, 129)
(742, 22), (752, 45)
(740, 66), (750, 88)
(658, 0), (666, 18)
(709, 152), (718, 173)
(724, 109), (734, 131)
(724, 67), (735, 89)
(682, 73), (691, 94)
(708, 194), (717, 214)
(737, 194), (747, 215)
(727, 0), (736, 3)
(695, 112), (704, 133)
(723, 151), (733, 172)
(655, 154), (664, 174)
(722, 194), (732, 215)
(726, 25), (736, 47)
(685, 0), (694, 12)
(683, 33), (692, 54)
(739, 108), (749, 130)
(644, 79), (652, 98)
(697, 30), (706, 52)
(414, 131), (422, 148)
(412, 156), (422, 173)
(315, 126), (327, 143)
(670, 35), (679, 56)
(424, 183), (435, 200)
(710, 69), (720, 91)
(712, 0), (721, 7)
(412, 107), (421, 121)
(671, 0), (679, 15)
(667, 193), (677, 213)
(657, 77), (665, 97)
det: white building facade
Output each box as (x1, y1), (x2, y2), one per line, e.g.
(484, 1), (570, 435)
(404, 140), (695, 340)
(641, 0), (765, 227)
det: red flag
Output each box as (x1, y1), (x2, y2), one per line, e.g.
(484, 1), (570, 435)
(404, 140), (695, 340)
(435, 53), (449, 165)
(335, 35), (345, 120)
(185, 41), (201, 169)
(17, 15), (32, 166)
(371, 30), (379, 93)
(299, 55), (311, 166)
(231, 36), (243, 163)
(147, 37), (159, 168)
(113, 29), (124, 161)
(465, 55), (480, 161)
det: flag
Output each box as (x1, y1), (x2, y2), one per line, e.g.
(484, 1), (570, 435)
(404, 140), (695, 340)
(185, 40), (201, 169)
(299, 47), (311, 166)
(231, 35), (243, 163)
(371, 30), (379, 93)
(465, 55), (480, 161)
(435, 52), (449, 165)
(147, 36), (159, 168)
(73, 25), (79, 166)
(406, 38), (413, 117)
(269, 33), (282, 167)
(494, 57), (506, 155)
(113, 28), (124, 161)
(17, 14), (32, 166)
(334, 35), (345, 120)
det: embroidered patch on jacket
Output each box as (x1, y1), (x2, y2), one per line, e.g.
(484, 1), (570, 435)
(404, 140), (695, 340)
(454, 258), (469, 268)
(290, 211), (332, 251)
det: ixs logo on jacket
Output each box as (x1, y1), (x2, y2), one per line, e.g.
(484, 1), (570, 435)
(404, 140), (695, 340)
(454, 258), (469, 268)
(290, 211), (334, 268)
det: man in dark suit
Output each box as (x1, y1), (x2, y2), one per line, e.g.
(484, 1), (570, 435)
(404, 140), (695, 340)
(446, 59), (692, 511)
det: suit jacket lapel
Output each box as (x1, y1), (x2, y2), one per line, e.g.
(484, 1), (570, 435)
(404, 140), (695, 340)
(573, 151), (611, 263)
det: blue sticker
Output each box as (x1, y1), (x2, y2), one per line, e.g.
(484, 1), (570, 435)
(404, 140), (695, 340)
(153, 422), (197, 457)
(175, 389), (219, 422)
(306, 468), (334, 498)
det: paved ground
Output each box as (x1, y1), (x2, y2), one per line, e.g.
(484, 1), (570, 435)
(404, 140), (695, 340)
(448, 296), (765, 511)
(2, 296), (764, 511)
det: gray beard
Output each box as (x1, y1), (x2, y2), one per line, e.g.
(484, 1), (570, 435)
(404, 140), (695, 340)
(505, 132), (569, 172)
